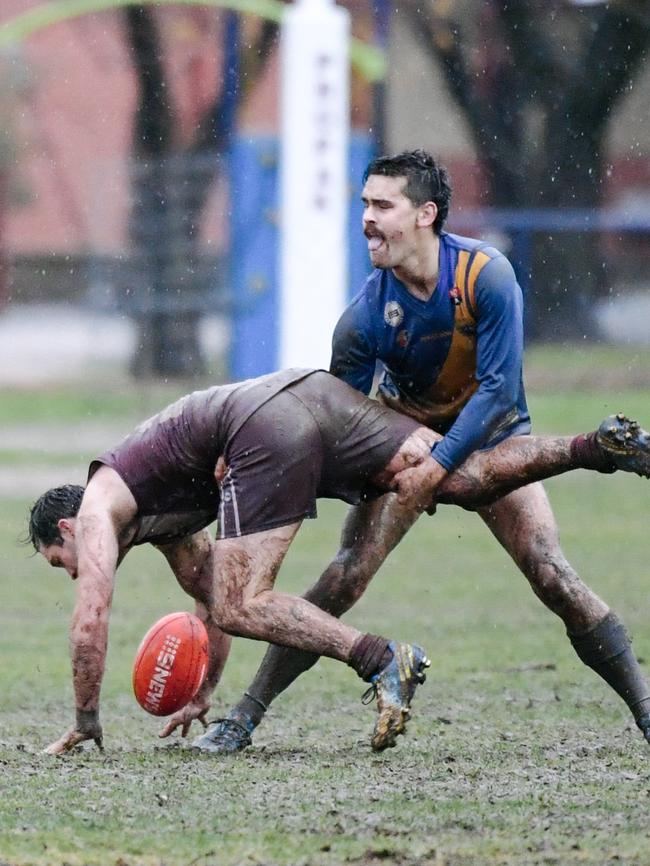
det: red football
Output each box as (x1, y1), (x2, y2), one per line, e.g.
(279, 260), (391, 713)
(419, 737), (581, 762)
(132, 612), (209, 716)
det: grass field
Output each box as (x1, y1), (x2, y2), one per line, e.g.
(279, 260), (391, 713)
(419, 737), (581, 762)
(2, 347), (650, 866)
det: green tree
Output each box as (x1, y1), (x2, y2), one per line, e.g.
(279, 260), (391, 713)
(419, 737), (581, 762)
(0, 53), (30, 312)
(401, 0), (650, 340)
(124, 5), (279, 377)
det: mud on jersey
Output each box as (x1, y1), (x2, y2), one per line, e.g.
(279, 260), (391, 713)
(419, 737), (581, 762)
(88, 369), (314, 546)
(330, 232), (531, 472)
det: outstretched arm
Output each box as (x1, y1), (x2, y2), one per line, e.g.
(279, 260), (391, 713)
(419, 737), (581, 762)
(45, 467), (137, 755)
(155, 530), (233, 739)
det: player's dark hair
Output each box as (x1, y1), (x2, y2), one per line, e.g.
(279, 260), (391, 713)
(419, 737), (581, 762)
(363, 149), (452, 234)
(27, 484), (85, 549)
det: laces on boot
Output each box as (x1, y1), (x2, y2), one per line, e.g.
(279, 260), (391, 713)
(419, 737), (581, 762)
(361, 684), (377, 705)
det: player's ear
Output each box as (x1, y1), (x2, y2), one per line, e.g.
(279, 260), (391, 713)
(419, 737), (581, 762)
(417, 201), (437, 229)
(58, 518), (76, 540)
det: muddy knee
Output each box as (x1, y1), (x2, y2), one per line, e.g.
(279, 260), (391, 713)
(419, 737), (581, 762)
(523, 552), (587, 613)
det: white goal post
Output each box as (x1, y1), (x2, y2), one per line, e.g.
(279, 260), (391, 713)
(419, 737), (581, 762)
(278, 0), (350, 370)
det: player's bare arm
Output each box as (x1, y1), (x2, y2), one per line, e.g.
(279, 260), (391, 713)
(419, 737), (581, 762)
(155, 530), (233, 739)
(45, 467), (137, 755)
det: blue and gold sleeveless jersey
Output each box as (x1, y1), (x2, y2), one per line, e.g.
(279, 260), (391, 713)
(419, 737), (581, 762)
(330, 231), (531, 472)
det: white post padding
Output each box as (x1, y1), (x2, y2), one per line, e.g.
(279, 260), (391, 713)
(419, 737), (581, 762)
(279, 0), (350, 370)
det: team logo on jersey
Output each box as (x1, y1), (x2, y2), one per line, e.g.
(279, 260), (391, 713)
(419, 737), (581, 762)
(449, 287), (462, 306)
(384, 301), (404, 327)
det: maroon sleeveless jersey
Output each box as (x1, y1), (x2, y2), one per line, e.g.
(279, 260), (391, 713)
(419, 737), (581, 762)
(88, 369), (314, 545)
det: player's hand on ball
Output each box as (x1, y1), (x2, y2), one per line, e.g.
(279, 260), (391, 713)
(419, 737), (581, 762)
(44, 719), (104, 755)
(158, 697), (211, 739)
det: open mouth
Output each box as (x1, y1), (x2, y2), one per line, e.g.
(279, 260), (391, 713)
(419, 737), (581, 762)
(366, 232), (385, 252)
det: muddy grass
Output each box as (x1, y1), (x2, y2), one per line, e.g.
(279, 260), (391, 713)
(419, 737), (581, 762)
(2, 684), (650, 866)
(4, 469), (650, 866)
(2, 361), (650, 865)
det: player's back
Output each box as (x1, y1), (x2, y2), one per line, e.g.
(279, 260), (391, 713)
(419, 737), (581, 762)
(89, 369), (314, 544)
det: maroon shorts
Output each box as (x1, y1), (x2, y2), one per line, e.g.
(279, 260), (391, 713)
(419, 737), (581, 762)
(217, 371), (419, 538)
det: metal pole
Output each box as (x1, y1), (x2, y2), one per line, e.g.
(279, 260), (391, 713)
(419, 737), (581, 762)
(371, 0), (390, 155)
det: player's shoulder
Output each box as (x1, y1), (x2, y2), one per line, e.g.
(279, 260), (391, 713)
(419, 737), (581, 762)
(442, 231), (505, 263)
(344, 269), (387, 317)
(444, 231), (516, 290)
(355, 267), (387, 299)
(335, 279), (373, 338)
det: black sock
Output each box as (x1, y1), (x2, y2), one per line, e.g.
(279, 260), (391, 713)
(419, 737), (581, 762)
(231, 692), (268, 728)
(348, 633), (393, 682)
(568, 612), (650, 723)
(570, 432), (616, 474)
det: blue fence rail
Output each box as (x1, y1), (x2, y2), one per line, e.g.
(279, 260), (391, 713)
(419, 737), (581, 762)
(450, 206), (650, 297)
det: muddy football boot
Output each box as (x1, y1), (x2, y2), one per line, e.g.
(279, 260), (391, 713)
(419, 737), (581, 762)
(637, 714), (650, 744)
(596, 414), (650, 478)
(191, 716), (253, 754)
(367, 641), (430, 752)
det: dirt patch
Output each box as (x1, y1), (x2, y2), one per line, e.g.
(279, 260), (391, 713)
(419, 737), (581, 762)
(0, 423), (128, 496)
(0, 465), (88, 498)
(526, 364), (650, 392)
(0, 423), (127, 454)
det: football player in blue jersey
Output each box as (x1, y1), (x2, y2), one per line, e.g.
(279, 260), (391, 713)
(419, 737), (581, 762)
(194, 150), (650, 754)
